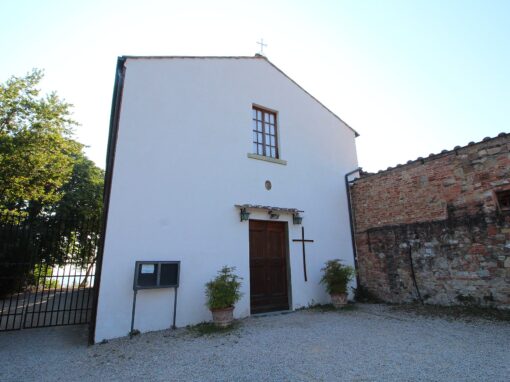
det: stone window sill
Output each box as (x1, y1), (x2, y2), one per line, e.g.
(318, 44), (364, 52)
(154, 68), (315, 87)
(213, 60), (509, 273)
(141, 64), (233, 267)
(247, 153), (287, 165)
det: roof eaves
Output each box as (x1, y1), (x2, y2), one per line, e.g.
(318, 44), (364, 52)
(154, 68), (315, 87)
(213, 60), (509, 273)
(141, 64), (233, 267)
(121, 55), (263, 60)
(262, 58), (359, 138)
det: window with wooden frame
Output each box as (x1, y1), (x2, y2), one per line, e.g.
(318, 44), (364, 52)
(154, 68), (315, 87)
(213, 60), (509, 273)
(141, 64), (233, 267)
(252, 106), (279, 159)
(496, 190), (510, 211)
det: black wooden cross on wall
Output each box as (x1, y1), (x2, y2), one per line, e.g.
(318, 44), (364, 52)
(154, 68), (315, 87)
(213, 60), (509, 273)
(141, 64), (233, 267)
(292, 226), (314, 282)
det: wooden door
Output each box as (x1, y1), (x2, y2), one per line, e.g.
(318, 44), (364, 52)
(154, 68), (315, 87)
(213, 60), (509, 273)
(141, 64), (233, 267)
(249, 220), (289, 314)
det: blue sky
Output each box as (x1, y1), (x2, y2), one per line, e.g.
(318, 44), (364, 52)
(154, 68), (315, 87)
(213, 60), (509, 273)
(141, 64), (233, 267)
(1, 0), (508, 171)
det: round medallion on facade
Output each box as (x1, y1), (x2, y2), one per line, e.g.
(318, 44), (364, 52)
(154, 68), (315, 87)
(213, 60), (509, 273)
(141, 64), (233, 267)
(265, 180), (272, 190)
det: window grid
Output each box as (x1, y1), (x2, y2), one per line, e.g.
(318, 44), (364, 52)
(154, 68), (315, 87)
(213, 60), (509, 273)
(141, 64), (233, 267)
(252, 106), (278, 159)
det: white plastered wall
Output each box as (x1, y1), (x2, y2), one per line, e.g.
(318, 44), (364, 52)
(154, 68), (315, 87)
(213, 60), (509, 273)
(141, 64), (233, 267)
(95, 57), (358, 342)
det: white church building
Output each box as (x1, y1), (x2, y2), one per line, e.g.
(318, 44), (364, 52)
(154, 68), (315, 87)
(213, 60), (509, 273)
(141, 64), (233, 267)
(93, 55), (359, 342)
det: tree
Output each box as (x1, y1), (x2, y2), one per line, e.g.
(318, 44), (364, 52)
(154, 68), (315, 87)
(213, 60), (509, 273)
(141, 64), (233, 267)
(0, 70), (105, 295)
(51, 152), (105, 222)
(0, 69), (81, 218)
(48, 152), (105, 283)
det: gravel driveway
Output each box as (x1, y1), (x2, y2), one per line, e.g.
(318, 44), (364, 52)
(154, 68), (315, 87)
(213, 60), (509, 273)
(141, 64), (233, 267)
(1, 304), (508, 381)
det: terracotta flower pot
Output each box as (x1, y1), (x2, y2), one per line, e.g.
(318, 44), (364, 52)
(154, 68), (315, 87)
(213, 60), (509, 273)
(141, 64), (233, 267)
(330, 293), (348, 308)
(211, 306), (234, 327)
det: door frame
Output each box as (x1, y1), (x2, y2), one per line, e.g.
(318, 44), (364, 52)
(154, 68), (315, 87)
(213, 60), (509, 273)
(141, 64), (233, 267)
(248, 219), (292, 314)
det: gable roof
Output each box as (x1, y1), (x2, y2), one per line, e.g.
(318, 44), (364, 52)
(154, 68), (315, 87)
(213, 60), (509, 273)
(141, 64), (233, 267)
(121, 55), (359, 138)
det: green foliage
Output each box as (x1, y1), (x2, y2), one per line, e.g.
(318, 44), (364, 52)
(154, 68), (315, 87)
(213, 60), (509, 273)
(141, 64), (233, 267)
(32, 263), (59, 288)
(50, 152), (104, 222)
(205, 266), (243, 310)
(302, 303), (357, 312)
(0, 70), (104, 295)
(0, 69), (104, 268)
(320, 259), (355, 295)
(45, 151), (104, 268)
(187, 321), (240, 337)
(0, 69), (82, 217)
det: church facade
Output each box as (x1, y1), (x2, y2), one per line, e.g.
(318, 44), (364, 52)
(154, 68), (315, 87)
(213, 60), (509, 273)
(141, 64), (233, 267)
(93, 55), (359, 342)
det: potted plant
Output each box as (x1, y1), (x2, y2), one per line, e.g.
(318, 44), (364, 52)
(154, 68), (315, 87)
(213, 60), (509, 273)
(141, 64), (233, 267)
(205, 266), (243, 327)
(320, 260), (355, 308)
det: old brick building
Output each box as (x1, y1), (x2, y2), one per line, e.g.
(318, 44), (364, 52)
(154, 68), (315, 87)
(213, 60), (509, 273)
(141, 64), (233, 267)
(351, 133), (510, 309)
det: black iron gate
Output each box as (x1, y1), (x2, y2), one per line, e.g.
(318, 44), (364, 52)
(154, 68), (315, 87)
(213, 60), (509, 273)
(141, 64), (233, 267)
(0, 214), (100, 331)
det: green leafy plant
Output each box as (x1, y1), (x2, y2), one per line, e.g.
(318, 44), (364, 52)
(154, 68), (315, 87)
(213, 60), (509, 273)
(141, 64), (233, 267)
(32, 263), (59, 288)
(0, 69), (82, 218)
(205, 266), (242, 310)
(320, 259), (355, 295)
(187, 321), (240, 336)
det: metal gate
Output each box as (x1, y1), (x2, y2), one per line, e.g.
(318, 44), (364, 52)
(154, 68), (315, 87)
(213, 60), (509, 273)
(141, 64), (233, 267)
(0, 214), (99, 331)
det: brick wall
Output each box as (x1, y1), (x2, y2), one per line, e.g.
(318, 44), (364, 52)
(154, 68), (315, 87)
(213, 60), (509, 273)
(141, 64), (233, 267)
(351, 133), (510, 309)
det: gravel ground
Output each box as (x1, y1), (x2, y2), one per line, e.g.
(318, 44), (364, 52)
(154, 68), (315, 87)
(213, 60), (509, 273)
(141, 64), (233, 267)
(1, 304), (509, 381)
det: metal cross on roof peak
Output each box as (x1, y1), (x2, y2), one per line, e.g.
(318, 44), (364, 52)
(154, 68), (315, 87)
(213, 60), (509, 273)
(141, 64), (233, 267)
(256, 38), (267, 55)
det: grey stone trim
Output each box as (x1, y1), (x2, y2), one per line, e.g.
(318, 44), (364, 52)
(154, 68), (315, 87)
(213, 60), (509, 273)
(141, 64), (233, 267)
(247, 153), (287, 165)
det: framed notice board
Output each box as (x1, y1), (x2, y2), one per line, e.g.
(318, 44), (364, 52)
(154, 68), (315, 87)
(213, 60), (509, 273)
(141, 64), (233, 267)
(133, 261), (180, 290)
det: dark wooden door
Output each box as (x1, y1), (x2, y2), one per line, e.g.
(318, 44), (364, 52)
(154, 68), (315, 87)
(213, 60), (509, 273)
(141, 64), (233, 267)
(249, 220), (289, 314)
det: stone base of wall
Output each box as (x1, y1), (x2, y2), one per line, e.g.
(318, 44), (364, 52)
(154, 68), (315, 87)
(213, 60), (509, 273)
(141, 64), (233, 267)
(356, 210), (510, 310)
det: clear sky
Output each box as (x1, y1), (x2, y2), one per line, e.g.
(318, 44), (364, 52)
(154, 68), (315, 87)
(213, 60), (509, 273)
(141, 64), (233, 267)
(1, 0), (508, 172)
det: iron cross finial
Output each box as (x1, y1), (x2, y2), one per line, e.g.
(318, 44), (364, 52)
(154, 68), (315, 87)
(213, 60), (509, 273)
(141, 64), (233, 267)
(256, 38), (267, 55)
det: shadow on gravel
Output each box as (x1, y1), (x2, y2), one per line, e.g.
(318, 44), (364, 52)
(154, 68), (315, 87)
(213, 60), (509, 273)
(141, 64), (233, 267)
(389, 303), (510, 322)
(0, 324), (89, 355)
